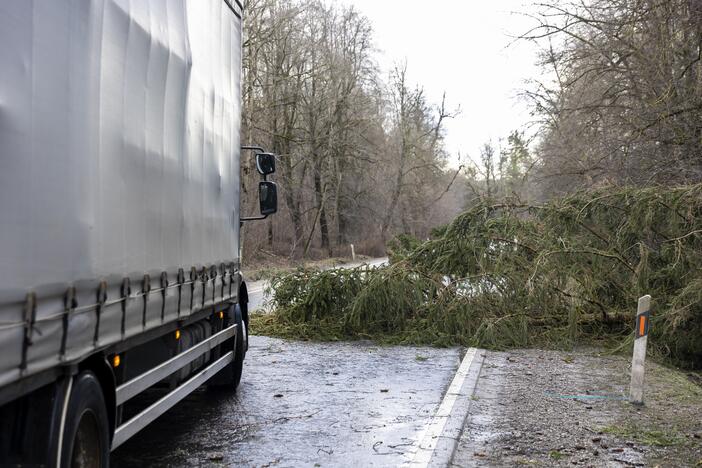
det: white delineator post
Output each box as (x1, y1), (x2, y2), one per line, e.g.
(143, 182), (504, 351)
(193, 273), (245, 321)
(629, 294), (651, 405)
(350, 244), (356, 260)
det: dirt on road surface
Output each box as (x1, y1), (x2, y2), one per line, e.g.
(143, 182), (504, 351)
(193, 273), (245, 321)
(452, 349), (702, 467)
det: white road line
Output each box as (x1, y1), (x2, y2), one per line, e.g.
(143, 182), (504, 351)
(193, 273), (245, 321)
(408, 347), (483, 467)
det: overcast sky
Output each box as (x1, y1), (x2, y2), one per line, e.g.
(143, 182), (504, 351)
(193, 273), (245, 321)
(332, 0), (543, 168)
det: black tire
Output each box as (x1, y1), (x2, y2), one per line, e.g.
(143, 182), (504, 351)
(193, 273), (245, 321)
(239, 296), (249, 352)
(210, 304), (246, 390)
(231, 304), (247, 390)
(59, 371), (110, 468)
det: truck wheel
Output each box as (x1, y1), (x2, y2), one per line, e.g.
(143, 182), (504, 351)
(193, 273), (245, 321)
(211, 304), (246, 390)
(240, 297), (249, 352)
(59, 371), (110, 468)
(231, 304), (247, 390)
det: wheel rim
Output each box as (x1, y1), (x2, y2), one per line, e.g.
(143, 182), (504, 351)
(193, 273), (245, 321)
(70, 409), (102, 468)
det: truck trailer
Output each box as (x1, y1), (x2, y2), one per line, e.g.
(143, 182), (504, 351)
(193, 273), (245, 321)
(0, 1), (276, 465)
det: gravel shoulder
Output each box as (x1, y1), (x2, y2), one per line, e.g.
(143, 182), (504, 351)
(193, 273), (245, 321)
(451, 349), (702, 467)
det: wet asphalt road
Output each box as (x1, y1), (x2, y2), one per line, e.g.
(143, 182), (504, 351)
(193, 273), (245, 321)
(246, 258), (388, 312)
(112, 335), (462, 467)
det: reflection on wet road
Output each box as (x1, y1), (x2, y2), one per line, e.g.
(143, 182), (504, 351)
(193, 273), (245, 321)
(112, 335), (460, 467)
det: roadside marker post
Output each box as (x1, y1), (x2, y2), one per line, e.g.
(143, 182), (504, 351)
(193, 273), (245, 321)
(350, 244), (356, 260)
(629, 295), (651, 405)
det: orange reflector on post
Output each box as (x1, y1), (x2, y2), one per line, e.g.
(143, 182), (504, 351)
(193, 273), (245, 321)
(636, 310), (650, 338)
(175, 329), (181, 340)
(112, 355), (121, 368)
(638, 316), (646, 337)
(218, 311), (224, 319)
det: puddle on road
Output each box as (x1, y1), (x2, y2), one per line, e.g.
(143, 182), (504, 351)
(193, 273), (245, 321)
(112, 336), (461, 467)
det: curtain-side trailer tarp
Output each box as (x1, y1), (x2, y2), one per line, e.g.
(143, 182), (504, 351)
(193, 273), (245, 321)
(0, 0), (242, 389)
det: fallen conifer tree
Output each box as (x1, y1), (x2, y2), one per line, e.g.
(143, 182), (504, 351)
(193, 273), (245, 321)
(252, 185), (702, 369)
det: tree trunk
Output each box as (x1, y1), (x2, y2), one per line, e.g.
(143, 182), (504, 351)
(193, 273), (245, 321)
(313, 169), (331, 255)
(336, 180), (349, 245)
(268, 218), (273, 247)
(276, 137), (304, 253)
(381, 138), (407, 241)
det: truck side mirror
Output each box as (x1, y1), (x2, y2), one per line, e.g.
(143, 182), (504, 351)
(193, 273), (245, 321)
(240, 145), (279, 222)
(256, 152), (276, 176)
(259, 181), (277, 216)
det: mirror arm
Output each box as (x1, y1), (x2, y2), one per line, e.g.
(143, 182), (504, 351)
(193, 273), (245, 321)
(240, 214), (269, 223)
(241, 145), (266, 153)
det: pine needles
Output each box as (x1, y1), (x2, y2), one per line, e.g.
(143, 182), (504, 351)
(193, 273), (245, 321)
(252, 185), (702, 369)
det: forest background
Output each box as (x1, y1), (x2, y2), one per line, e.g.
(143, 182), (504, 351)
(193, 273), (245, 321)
(239, 0), (702, 264)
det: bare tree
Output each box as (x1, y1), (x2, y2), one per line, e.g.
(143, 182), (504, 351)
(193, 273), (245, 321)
(521, 0), (702, 195)
(240, 0), (465, 262)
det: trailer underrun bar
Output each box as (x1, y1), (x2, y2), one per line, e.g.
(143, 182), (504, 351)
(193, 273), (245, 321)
(112, 351), (234, 450)
(111, 323), (239, 450)
(115, 324), (237, 405)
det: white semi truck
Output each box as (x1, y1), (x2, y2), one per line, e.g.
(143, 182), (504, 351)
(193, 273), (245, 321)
(0, 1), (276, 465)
